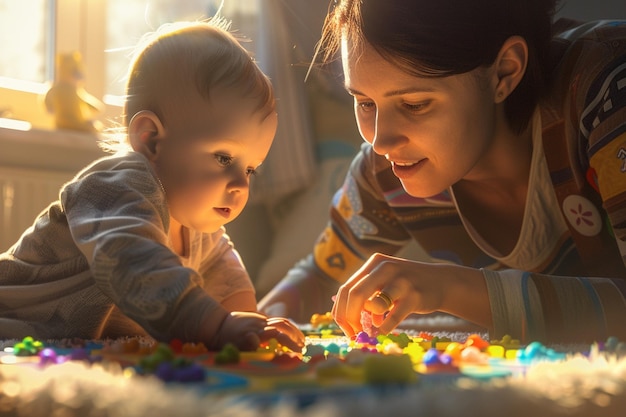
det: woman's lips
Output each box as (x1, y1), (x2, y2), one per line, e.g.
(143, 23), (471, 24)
(391, 159), (426, 179)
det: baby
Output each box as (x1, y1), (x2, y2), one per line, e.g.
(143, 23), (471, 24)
(0, 19), (304, 352)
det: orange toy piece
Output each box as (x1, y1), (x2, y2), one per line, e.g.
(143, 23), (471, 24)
(464, 333), (490, 350)
(44, 51), (103, 132)
(310, 312), (334, 328)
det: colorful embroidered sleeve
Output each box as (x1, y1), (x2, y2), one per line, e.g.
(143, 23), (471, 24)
(584, 27), (626, 266)
(310, 144), (413, 283)
(484, 269), (626, 343)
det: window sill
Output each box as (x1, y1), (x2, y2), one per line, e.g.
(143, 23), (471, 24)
(0, 122), (106, 173)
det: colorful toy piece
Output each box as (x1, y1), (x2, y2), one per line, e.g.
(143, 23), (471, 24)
(310, 312), (334, 328)
(517, 341), (566, 362)
(355, 331), (379, 345)
(38, 347), (60, 365)
(13, 336), (44, 356)
(154, 360), (205, 382)
(214, 343), (241, 365)
(363, 354), (416, 384)
(135, 343), (205, 382)
(137, 343), (175, 372)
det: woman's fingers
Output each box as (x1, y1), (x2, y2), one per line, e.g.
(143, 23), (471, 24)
(364, 290), (396, 328)
(331, 284), (357, 337)
(333, 258), (395, 337)
(376, 298), (414, 335)
(333, 253), (421, 338)
(365, 289), (396, 314)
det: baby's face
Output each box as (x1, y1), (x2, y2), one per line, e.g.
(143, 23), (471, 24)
(153, 89), (277, 233)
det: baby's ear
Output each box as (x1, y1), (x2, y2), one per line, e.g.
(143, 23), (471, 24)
(128, 110), (164, 161)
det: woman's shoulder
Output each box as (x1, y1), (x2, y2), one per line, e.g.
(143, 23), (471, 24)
(549, 19), (626, 77)
(553, 18), (626, 42)
(546, 19), (626, 119)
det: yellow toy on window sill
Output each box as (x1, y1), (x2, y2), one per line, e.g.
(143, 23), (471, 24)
(44, 52), (104, 133)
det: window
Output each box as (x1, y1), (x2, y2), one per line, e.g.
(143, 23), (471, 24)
(0, 0), (52, 84)
(0, 0), (259, 128)
(105, 0), (259, 98)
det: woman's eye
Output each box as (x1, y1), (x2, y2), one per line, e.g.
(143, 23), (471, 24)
(356, 101), (376, 112)
(215, 154), (233, 167)
(246, 168), (257, 176)
(404, 101), (430, 112)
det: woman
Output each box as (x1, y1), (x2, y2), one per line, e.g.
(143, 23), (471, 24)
(259, 0), (626, 343)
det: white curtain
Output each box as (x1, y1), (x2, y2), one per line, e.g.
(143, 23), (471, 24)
(249, 0), (324, 203)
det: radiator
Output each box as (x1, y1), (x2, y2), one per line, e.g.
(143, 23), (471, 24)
(0, 167), (73, 251)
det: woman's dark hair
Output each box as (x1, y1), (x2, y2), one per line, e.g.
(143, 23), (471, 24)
(318, 0), (560, 134)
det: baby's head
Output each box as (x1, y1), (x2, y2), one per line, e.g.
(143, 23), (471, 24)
(123, 18), (275, 130)
(122, 19), (278, 233)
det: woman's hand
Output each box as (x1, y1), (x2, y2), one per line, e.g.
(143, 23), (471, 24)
(331, 253), (492, 338)
(212, 311), (305, 352)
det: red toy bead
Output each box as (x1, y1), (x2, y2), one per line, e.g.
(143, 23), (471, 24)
(169, 339), (184, 353)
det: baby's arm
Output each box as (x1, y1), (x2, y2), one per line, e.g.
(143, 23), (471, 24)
(196, 232), (257, 311)
(61, 156), (232, 342)
(198, 235), (305, 350)
(220, 292), (257, 311)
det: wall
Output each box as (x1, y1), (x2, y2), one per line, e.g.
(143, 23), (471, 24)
(0, 126), (105, 251)
(557, 0), (626, 19)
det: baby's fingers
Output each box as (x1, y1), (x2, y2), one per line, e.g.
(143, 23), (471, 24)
(237, 331), (261, 351)
(260, 326), (304, 352)
(266, 318), (305, 346)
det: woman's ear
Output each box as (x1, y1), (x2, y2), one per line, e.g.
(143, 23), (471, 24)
(492, 35), (528, 103)
(128, 110), (165, 161)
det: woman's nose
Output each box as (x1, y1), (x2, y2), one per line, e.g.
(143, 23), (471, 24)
(371, 112), (409, 156)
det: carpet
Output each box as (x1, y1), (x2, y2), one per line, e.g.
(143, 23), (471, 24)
(1, 317), (625, 417)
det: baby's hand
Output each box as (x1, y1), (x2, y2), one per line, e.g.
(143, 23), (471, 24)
(213, 312), (304, 352)
(263, 316), (305, 351)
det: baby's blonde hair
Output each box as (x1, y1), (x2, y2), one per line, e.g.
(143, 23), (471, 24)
(101, 17), (275, 153)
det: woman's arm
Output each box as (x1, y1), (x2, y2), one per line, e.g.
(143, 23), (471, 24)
(332, 253), (492, 339)
(332, 252), (626, 344)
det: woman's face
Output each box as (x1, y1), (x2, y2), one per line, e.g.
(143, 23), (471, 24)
(341, 39), (501, 198)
